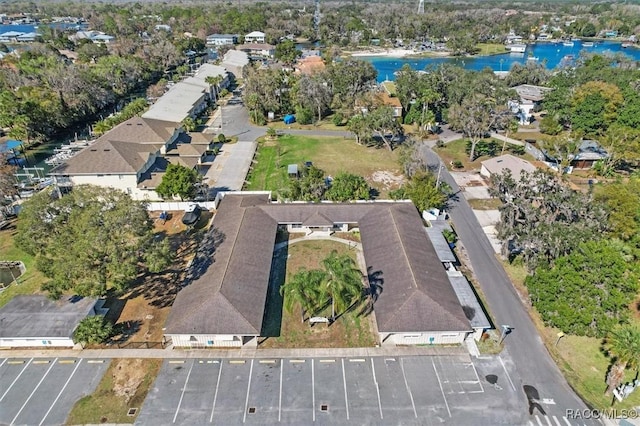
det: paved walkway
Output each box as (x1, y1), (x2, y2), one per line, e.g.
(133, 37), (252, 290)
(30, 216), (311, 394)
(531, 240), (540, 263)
(0, 345), (468, 359)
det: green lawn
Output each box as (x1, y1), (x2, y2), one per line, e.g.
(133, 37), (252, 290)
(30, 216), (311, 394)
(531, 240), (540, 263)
(245, 134), (401, 196)
(475, 43), (509, 56)
(0, 226), (48, 308)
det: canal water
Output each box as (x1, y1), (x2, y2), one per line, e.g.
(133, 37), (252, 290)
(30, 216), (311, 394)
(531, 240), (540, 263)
(363, 40), (640, 81)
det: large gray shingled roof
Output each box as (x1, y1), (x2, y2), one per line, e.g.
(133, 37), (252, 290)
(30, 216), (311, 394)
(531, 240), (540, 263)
(165, 194), (471, 337)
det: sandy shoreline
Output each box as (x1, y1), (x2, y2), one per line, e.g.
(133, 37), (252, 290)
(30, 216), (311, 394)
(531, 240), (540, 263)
(349, 48), (450, 58)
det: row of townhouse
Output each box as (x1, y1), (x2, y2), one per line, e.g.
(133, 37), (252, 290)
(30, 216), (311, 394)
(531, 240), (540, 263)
(50, 64), (232, 201)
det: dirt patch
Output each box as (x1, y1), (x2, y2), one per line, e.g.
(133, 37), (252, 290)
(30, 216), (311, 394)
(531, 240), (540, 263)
(104, 211), (214, 347)
(369, 170), (404, 191)
(112, 359), (147, 403)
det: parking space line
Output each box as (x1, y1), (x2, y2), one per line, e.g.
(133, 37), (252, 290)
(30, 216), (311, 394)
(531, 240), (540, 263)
(432, 357), (451, 417)
(11, 357), (58, 425)
(341, 358), (350, 420)
(242, 359), (254, 423)
(39, 359), (82, 426)
(400, 359), (417, 418)
(499, 356), (517, 391)
(173, 360), (194, 423)
(1, 358), (32, 402)
(311, 359), (316, 422)
(0, 358), (7, 368)
(469, 362), (485, 393)
(278, 359), (283, 422)
(209, 360), (223, 423)
(370, 358), (383, 419)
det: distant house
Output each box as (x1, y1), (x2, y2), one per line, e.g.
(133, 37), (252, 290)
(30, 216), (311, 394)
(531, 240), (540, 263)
(0, 295), (107, 348)
(164, 193), (472, 348)
(605, 30), (618, 38)
(0, 30), (38, 42)
(571, 140), (608, 169)
(221, 50), (249, 78)
(236, 43), (275, 58)
(206, 34), (238, 46)
(72, 30), (114, 44)
(293, 55), (325, 75)
(244, 31), (266, 43)
(512, 84), (553, 104)
(377, 91), (403, 119)
(155, 24), (171, 32)
(480, 154), (537, 179)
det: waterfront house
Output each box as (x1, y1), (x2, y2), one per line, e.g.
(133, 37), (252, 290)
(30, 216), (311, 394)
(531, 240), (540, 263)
(244, 31), (266, 43)
(206, 34), (238, 46)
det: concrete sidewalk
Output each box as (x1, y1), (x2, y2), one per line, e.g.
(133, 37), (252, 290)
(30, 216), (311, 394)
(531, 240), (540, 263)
(1, 345), (469, 359)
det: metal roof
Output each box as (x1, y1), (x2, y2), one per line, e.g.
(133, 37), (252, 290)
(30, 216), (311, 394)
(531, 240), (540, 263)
(447, 271), (492, 330)
(425, 227), (457, 263)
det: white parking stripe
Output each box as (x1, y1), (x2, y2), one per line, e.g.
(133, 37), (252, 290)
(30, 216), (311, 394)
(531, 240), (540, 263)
(311, 359), (316, 422)
(1, 358), (32, 402)
(173, 360), (194, 423)
(342, 358), (350, 420)
(278, 359), (283, 422)
(499, 355), (517, 391)
(11, 357), (58, 425)
(242, 359), (254, 423)
(400, 358), (417, 418)
(535, 415), (544, 425)
(40, 359), (82, 426)
(563, 417), (571, 426)
(432, 357), (451, 417)
(0, 358), (7, 368)
(209, 360), (223, 422)
(371, 358), (383, 419)
(469, 362), (484, 393)
(552, 415), (562, 426)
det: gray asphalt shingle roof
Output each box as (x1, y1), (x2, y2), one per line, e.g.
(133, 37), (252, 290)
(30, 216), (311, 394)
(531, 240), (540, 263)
(0, 295), (97, 338)
(166, 195), (471, 337)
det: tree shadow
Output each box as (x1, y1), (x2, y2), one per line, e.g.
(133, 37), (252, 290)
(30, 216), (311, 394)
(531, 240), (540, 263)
(109, 319), (143, 344)
(260, 241), (288, 338)
(359, 267), (384, 317)
(523, 385), (546, 415)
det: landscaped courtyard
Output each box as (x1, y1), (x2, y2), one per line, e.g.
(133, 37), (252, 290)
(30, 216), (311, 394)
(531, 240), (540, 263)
(244, 134), (403, 197)
(260, 238), (377, 349)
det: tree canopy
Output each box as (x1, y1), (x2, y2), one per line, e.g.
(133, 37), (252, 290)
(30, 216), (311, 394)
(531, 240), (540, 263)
(16, 185), (171, 299)
(527, 240), (638, 338)
(155, 163), (200, 200)
(490, 169), (608, 270)
(326, 173), (371, 202)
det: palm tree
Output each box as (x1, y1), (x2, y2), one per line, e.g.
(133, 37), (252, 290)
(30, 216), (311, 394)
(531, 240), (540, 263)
(280, 268), (327, 323)
(603, 324), (640, 395)
(321, 251), (364, 322)
(205, 75), (224, 103)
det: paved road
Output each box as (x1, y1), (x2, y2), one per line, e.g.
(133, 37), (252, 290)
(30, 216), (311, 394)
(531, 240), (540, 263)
(419, 144), (598, 424)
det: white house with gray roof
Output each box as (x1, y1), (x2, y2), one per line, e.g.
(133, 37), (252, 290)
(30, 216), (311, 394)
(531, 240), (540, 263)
(50, 117), (212, 200)
(0, 295), (106, 348)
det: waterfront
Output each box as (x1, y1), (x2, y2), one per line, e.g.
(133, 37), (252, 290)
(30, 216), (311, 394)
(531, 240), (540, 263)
(362, 40), (640, 81)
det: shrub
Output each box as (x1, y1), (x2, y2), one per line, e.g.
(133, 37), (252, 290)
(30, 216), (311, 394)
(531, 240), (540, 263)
(452, 160), (464, 169)
(217, 133), (226, 143)
(74, 315), (113, 345)
(295, 107), (313, 125)
(332, 112), (344, 126)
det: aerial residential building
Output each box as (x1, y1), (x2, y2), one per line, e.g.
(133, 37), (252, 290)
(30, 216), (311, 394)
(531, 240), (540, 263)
(206, 33), (238, 46)
(244, 30), (266, 43)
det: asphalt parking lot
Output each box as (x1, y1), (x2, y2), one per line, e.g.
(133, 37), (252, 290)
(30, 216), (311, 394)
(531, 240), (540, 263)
(0, 357), (109, 426)
(136, 354), (561, 426)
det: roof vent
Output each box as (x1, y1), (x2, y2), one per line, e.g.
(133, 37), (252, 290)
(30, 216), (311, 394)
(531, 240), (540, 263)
(126, 123), (132, 126)
(104, 149), (111, 151)
(90, 149), (97, 151)
(137, 123), (143, 126)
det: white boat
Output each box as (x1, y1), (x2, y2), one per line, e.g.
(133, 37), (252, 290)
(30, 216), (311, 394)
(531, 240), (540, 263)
(507, 43), (527, 53)
(527, 56), (539, 61)
(622, 43), (631, 48)
(583, 41), (594, 47)
(563, 41), (574, 47)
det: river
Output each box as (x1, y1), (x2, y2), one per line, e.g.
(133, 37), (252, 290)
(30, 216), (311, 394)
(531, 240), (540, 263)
(361, 40), (640, 82)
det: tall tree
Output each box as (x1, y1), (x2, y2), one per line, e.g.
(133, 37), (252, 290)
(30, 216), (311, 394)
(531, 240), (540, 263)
(156, 163), (200, 200)
(295, 74), (333, 124)
(16, 185), (170, 299)
(280, 268), (327, 323)
(603, 324), (640, 395)
(448, 94), (498, 160)
(490, 169), (608, 270)
(321, 251), (363, 322)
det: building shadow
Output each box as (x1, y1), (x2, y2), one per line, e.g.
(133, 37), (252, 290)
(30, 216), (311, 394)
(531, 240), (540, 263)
(260, 237), (288, 338)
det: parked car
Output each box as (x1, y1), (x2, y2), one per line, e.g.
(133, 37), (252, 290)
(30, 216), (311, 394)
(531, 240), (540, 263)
(181, 203), (201, 226)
